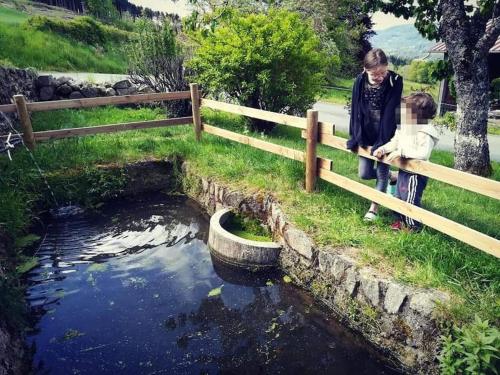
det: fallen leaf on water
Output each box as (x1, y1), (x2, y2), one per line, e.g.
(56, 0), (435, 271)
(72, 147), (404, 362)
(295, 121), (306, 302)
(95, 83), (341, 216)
(208, 285), (224, 297)
(283, 275), (292, 283)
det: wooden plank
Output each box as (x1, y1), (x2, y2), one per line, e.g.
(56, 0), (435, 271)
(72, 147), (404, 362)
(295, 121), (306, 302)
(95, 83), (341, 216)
(201, 99), (307, 129)
(305, 110), (318, 192)
(34, 117), (193, 141)
(318, 157), (332, 171)
(14, 95), (35, 150)
(26, 91), (192, 112)
(202, 123), (305, 162)
(317, 133), (500, 201)
(0, 103), (17, 113)
(318, 167), (500, 258)
(317, 122), (335, 135)
(190, 84), (202, 141)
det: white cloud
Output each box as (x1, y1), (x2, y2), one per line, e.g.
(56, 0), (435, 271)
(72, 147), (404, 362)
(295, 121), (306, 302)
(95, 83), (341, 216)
(128, 0), (192, 17)
(372, 11), (416, 30)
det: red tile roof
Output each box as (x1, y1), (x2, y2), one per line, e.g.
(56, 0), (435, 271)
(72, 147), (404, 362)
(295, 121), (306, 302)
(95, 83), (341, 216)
(429, 20), (500, 53)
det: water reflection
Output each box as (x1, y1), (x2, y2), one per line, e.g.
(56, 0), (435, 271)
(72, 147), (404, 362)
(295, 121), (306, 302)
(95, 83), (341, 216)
(27, 193), (399, 374)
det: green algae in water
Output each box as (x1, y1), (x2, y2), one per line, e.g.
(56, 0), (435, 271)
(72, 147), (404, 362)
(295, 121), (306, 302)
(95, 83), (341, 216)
(224, 213), (272, 242)
(86, 263), (109, 273)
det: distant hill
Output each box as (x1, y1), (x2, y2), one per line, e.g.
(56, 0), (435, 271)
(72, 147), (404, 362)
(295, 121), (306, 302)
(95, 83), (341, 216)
(370, 25), (438, 60)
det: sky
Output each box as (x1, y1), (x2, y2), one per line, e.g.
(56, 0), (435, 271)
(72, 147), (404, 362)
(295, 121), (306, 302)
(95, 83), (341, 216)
(129, 0), (416, 30)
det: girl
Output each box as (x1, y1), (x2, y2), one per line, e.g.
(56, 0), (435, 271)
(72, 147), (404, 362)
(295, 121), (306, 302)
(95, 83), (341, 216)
(347, 48), (403, 221)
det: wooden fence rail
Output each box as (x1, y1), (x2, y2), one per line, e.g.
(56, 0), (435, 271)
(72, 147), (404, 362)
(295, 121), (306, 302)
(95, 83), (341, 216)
(1, 87), (498, 257)
(301, 131), (500, 201)
(199, 98), (500, 258)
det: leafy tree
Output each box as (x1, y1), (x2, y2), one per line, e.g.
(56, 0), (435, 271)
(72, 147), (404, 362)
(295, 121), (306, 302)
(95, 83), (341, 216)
(127, 18), (189, 117)
(368, 0), (500, 176)
(188, 9), (326, 132)
(85, 0), (118, 22)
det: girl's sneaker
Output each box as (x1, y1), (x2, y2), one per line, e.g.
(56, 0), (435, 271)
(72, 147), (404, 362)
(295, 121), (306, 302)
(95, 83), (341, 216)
(364, 210), (378, 221)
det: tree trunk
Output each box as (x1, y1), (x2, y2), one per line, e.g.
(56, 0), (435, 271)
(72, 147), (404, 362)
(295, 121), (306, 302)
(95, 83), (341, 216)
(453, 61), (492, 176)
(439, 0), (493, 176)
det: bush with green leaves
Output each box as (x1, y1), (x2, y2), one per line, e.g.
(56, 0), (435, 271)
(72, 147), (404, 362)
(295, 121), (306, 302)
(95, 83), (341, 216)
(188, 9), (327, 132)
(439, 316), (499, 375)
(127, 18), (189, 117)
(24, 16), (131, 46)
(434, 112), (457, 132)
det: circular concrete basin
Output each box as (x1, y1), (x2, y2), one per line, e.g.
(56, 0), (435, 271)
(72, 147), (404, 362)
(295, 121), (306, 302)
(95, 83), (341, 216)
(208, 208), (281, 269)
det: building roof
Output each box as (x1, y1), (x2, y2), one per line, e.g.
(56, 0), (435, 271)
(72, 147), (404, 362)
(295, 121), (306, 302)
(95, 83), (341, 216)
(429, 20), (500, 54)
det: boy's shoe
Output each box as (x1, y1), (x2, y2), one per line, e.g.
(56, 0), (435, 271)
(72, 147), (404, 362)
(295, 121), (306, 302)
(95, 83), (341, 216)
(364, 210), (378, 221)
(390, 220), (403, 231)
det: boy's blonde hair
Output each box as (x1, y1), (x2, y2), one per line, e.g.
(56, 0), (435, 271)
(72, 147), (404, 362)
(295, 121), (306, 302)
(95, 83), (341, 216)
(402, 92), (437, 123)
(363, 48), (388, 69)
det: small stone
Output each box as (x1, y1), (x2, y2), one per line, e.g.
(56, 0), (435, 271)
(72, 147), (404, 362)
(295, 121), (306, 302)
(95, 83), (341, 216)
(201, 178), (209, 193)
(283, 226), (314, 260)
(344, 267), (359, 297)
(81, 86), (98, 98)
(69, 91), (83, 100)
(318, 251), (335, 274)
(36, 75), (54, 87)
(332, 258), (346, 281)
(39, 86), (54, 101)
(55, 76), (71, 86)
(113, 79), (132, 90)
(56, 84), (72, 96)
(384, 283), (408, 314)
(409, 292), (442, 317)
(359, 270), (380, 306)
(105, 87), (116, 96)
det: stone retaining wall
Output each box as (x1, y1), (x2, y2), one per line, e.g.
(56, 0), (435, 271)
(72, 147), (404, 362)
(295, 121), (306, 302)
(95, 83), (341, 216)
(182, 162), (448, 374)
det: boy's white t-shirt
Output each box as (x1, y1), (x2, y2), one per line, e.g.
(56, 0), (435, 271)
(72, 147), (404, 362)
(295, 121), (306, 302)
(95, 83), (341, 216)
(382, 124), (440, 161)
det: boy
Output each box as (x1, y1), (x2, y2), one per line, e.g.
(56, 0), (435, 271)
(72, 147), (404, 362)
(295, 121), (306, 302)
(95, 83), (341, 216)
(373, 92), (439, 231)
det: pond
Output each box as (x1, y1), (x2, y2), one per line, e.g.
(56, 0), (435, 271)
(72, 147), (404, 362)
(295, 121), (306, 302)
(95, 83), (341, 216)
(26, 193), (399, 374)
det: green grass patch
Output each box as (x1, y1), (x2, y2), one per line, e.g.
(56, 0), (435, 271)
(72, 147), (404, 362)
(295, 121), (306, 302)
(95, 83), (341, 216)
(0, 12), (127, 72)
(223, 213), (272, 242)
(0, 105), (499, 325)
(0, 5), (29, 25)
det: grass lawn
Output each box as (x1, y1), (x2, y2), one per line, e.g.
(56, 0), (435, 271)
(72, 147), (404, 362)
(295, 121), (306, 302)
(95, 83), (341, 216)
(0, 105), (498, 325)
(0, 6), (128, 72)
(0, 5), (29, 25)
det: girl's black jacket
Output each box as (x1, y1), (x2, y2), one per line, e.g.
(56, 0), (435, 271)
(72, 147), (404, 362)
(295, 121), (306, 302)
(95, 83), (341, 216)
(346, 70), (403, 154)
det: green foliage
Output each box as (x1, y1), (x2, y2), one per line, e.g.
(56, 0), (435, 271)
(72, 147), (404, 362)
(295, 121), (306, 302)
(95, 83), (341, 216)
(0, 20), (127, 72)
(491, 78), (500, 102)
(404, 60), (438, 84)
(439, 316), (500, 375)
(188, 9), (326, 132)
(127, 18), (189, 116)
(434, 112), (457, 132)
(85, 0), (119, 23)
(24, 15), (132, 46)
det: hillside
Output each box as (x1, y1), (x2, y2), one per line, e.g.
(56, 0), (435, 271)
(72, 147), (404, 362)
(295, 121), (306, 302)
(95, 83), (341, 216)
(370, 24), (438, 60)
(0, 3), (129, 73)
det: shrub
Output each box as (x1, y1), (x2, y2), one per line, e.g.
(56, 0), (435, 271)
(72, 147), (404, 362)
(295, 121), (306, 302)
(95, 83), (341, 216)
(438, 316), (499, 375)
(188, 9), (327, 132)
(127, 18), (189, 117)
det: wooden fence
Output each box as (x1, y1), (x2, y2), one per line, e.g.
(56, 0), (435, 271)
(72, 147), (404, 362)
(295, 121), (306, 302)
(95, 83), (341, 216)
(1, 83), (499, 258)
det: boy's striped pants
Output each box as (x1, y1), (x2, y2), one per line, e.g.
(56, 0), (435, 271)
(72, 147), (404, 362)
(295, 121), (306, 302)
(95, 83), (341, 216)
(394, 170), (428, 230)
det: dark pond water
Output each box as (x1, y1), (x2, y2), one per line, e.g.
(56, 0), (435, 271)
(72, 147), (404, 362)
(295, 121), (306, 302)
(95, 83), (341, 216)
(26, 193), (400, 375)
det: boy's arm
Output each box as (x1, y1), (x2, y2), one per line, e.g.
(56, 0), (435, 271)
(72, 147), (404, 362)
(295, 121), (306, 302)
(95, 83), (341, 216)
(379, 130), (400, 154)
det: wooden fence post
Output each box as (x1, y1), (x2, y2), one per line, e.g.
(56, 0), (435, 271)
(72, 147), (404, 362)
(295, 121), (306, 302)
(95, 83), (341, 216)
(14, 95), (35, 151)
(305, 109), (318, 193)
(190, 83), (202, 141)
